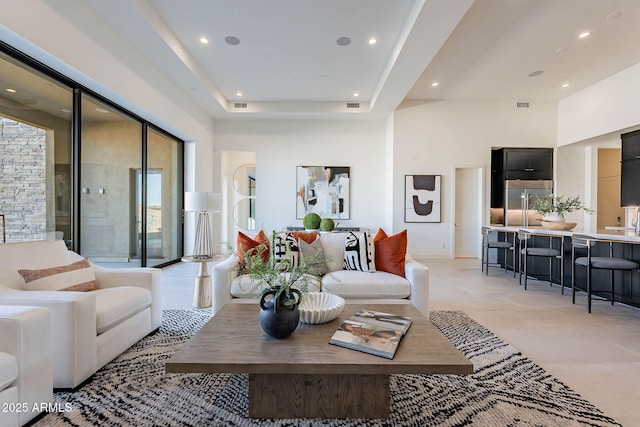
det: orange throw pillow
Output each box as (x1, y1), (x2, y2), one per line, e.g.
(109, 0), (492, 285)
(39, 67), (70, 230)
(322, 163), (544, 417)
(374, 229), (407, 278)
(237, 230), (270, 263)
(290, 231), (318, 244)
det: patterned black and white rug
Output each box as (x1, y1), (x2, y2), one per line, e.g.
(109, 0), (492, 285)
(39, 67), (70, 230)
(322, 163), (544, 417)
(36, 310), (621, 427)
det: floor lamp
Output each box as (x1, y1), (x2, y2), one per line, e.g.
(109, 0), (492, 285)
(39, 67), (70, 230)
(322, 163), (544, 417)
(184, 191), (222, 308)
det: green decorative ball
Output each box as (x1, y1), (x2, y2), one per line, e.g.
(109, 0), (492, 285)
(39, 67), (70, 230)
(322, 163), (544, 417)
(320, 218), (335, 232)
(303, 213), (321, 230)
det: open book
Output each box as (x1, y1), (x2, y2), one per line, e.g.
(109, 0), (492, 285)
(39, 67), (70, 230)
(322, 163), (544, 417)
(329, 309), (413, 359)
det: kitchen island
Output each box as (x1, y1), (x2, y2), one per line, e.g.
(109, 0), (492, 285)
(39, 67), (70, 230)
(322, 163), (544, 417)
(484, 225), (640, 309)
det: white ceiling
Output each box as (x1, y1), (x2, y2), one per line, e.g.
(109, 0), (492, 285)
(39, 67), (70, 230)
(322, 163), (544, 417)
(74, 0), (640, 119)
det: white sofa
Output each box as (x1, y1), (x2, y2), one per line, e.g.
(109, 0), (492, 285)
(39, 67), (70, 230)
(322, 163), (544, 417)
(212, 231), (429, 316)
(0, 240), (162, 389)
(0, 305), (52, 426)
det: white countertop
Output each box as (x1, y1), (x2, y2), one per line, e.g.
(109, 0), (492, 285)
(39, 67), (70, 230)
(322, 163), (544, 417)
(485, 224), (640, 243)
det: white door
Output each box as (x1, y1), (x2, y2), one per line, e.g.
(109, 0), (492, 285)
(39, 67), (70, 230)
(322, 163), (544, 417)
(454, 167), (482, 258)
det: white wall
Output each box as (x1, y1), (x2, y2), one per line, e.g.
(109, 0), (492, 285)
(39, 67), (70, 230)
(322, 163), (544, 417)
(558, 62), (640, 146)
(556, 60), (640, 229)
(393, 100), (558, 257)
(214, 119), (388, 236)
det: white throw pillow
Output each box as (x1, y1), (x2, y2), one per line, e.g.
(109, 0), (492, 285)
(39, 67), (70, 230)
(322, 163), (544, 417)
(18, 258), (98, 292)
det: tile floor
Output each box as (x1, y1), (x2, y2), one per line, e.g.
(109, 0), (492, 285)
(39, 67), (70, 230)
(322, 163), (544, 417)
(161, 257), (640, 426)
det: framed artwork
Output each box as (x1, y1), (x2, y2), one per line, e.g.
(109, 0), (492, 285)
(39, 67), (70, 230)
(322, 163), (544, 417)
(405, 175), (441, 223)
(296, 166), (350, 219)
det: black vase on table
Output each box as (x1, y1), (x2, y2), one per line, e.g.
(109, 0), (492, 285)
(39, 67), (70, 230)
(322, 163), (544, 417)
(259, 287), (301, 339)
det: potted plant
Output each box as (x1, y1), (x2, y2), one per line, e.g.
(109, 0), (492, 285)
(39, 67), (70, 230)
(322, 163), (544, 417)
(235, 233), (327, 338)
(531, 194), (594, 222)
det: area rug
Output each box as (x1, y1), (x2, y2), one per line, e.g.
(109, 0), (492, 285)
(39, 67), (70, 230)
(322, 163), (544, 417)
(36, 310), (621, 427)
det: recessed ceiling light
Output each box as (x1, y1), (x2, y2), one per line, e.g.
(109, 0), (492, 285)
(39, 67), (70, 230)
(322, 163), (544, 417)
(561, 83), (570, 88)
(431, 82), (439, 87)
(353, 93), (359, 97)
(336, 36), (351, 47)
(578, 31), (591, 39)
(528, 70), (544, 77)
(607, 11), (621, 19)
(236, 92), (243, 97)
(368, 38), (377, 45)
(95, 108), (109, 113)
(225, 36), (240, 46)
(6, 88), (16, 93)
(199, 37), (209, 44)
(555, 47), (568, 54)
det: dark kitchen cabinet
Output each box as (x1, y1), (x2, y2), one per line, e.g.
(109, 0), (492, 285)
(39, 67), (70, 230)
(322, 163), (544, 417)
(622, 130), (640, 161)
(503, 148), (553, 180)
(490, 148), (554, 209)
(621, 130), (640, 206)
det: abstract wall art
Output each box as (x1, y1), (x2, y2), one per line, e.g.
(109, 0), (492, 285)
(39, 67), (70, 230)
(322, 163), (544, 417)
(296, 166), (350, 219)
(405, 175), (441, 223)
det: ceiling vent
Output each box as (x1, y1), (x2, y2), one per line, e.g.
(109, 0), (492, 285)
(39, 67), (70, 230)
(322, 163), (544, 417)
(346, 102), (360, 109)
(516, 101), (530, 108)
(234, 102), (247, 109)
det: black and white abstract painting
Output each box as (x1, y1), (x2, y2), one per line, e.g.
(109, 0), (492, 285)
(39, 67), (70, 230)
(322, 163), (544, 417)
(405, 175), (441, 223)
(296, 166), (350, 219)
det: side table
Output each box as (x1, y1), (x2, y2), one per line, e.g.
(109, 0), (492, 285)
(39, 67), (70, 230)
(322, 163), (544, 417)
(181, 255), (227, 308)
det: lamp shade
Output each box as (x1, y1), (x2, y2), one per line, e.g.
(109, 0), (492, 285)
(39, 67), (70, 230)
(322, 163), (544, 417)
(185, 192), (222, 212)
(185, 192), (209, 212)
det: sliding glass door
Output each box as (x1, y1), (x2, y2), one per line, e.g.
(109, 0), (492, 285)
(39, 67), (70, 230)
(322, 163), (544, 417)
(0, 50), (72, 243)
(146, 128), (182, 266)
(0, 43), (184, 266)
(80, 95), (143, 266)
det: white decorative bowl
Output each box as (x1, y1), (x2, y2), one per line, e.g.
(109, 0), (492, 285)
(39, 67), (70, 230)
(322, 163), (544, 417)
(298, 292), (345, 324)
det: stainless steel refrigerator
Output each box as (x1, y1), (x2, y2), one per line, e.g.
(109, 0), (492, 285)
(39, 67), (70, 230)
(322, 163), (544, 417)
(504, 180), (553, 226)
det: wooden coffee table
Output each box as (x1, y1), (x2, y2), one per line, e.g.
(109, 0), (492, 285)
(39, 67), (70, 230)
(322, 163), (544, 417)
(165, 303), (473, 419)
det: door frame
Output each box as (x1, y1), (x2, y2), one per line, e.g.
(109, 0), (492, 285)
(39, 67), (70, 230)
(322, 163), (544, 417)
(451, 165), (485, 258)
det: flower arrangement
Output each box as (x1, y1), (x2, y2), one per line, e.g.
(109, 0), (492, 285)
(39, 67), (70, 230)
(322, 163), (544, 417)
(531, 194), (595, 218)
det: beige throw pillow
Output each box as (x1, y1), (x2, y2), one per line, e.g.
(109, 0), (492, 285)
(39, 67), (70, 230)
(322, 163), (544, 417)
(298, 237), (329, 276)
(19, 258), (98, 292)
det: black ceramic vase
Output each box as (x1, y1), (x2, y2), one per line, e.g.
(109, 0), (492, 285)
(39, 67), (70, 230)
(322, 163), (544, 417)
(259, 287), (301, 339)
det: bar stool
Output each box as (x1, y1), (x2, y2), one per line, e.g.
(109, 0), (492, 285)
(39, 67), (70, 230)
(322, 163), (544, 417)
(481, 226), (516, 277)
(518, 229), (564, 291)
(571, 234), (639, 313)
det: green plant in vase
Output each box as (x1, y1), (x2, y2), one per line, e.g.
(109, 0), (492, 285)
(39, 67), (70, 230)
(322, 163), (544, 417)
(531, 194), (595, 222)
(234, 232), (329, 338)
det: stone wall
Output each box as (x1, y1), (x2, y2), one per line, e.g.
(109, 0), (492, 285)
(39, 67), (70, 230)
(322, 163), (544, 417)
(0, 117), (46, 241)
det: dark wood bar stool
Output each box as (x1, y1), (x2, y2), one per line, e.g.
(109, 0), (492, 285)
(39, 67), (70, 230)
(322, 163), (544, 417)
(571, 234), (639, 313)
(518, 229), (564, 291)
(481, 226), (516, 277)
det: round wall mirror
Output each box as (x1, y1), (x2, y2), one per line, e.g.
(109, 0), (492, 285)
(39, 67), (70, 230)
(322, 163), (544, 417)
(233, 198), (256, 231)
(233, 164), (256, 196)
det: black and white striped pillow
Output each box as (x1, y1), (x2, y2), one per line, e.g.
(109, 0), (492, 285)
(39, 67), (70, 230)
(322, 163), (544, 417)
(343, 231), (376, 272)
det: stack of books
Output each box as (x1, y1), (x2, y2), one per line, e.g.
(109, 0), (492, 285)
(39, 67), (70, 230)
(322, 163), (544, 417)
(329, 309), (412, 359)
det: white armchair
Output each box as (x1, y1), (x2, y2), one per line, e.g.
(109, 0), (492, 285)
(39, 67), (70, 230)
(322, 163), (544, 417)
(0, 305), (52, 426)
(0, 240), (161, 389)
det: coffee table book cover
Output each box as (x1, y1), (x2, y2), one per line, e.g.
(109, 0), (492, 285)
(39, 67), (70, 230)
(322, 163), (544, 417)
(329, 309), (412, 359)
